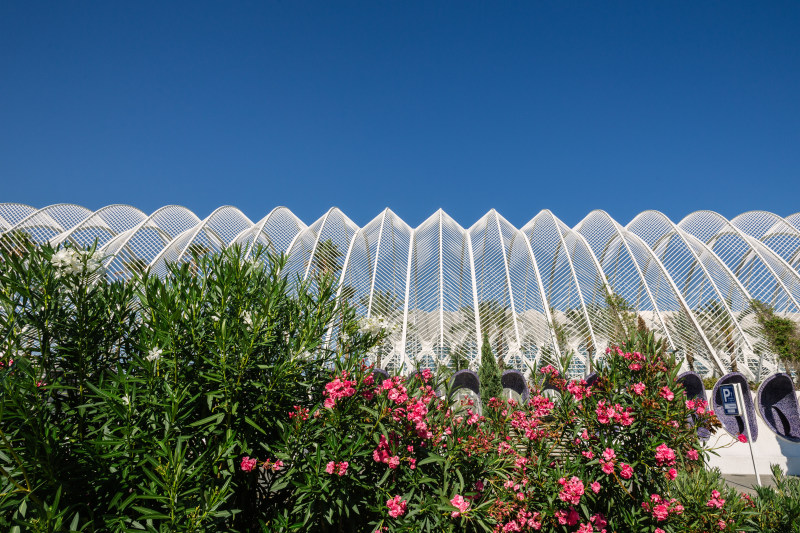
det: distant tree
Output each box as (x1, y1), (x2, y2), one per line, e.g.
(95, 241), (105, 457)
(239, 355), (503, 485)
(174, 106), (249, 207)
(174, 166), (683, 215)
(478, 333), (503, 401)
(449, 343), (470, 373)
(311, 239), (343, 278)
(751, 300), (800, 385)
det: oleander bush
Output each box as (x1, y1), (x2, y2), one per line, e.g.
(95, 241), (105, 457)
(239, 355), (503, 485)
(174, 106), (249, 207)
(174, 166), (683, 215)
(0, 242), (794, 532)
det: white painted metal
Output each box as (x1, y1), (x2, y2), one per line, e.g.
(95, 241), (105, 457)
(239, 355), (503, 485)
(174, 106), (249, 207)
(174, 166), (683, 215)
(4, 204), (799, 377)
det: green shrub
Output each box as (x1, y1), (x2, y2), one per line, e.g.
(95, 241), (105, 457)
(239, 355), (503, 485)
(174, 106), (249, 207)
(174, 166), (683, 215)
(748, 464), (800, 532)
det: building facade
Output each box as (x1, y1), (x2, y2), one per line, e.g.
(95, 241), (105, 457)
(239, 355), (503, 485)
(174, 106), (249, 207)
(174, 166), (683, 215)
(2, 203), (800, 379)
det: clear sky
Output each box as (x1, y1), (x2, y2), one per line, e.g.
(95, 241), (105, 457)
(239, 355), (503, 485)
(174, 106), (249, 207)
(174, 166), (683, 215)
(1, 1), (799, 229)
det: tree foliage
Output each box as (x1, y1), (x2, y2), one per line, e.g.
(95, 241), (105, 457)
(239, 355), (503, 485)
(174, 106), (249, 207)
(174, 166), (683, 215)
(478, 332), (503, 401)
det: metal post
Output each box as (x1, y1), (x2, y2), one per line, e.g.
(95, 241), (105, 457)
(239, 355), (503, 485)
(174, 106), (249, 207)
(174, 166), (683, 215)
(733, 382), (761, 486)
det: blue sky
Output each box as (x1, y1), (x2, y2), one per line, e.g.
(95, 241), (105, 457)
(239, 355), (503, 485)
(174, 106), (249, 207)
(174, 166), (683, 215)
(1, 1), (799, 229)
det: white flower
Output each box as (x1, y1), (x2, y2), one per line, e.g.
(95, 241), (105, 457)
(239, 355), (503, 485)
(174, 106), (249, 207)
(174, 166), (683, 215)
(51, 249), (72, 269)
(146, 347), (163, 362)
(243, 311), (253, 327)
(122, 394), (130, 406)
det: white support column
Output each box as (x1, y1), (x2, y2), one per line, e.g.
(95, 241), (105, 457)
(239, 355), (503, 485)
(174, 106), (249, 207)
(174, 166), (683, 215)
(366, 209), (388, 317)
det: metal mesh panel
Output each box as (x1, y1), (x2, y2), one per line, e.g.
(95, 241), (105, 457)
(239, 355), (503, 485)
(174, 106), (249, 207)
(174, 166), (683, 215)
(3, 204), (798, 379)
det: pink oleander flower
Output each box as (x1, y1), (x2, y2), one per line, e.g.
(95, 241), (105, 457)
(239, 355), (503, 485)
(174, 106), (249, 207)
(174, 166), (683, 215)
(590, 513), (607, 530)
(557, 476), (585, 506)
(737, 433), (748, 443)
(600, 460), (614, 475)
(590, 481), (601, 493)
(576, 523), (593, 533)
(555, 508), (579, 526)
(653, 503), (670, 521)
(655, 529), (666, 533)
(659, 386), (674, 401)
(323, 374), (356, 408)
(629, 363), (642, 371)
(655, 443), (677, 466)
(666, 468), (677, 480)
(602, 448), (616, 461)
(718, 519), (727, 530)
(707, 490), (726, 509)
(632, 382), (646, 395)
(240, 456), (257, 472)
(272, 459), (284, 471)
(386, 495), (407, 518)
(337, 461), (348, 475)
(450, 494), (470, 517)
(326, 461), (335, 474)
(620, 463), (633, 479)
(388, 455), (400, 469)
(686, 449), (699, 461)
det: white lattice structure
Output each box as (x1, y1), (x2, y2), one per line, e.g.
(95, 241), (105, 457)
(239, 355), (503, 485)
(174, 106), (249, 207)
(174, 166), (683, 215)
(3, 204), (799, 378)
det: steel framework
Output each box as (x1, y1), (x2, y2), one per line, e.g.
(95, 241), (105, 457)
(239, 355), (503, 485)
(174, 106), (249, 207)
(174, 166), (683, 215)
(3, 204), (799, 378)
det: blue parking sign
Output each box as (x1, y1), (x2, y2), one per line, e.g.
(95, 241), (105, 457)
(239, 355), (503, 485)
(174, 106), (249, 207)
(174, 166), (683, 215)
(719, 384), (739, 416)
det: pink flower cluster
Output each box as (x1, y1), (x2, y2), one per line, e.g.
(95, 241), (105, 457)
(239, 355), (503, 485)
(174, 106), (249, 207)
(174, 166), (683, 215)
(685, 398), (710, 414)
(554, 507), (579, 526)
(599, 447), (616, 475)
(325, 461), (349, 476)
(595, 400), (634, 426)
(373, 434), (400, 469)
(566, 379), (592, 400)
(381, 377), (408, 405)
(288, 405), (309, 421)
(707, 489), (726, 509)
(450, 494), (470, 517)
(386, 495), (407, 518)
(631, 382), (646, 395)
(654, 443), (677, 466)
(642, 493), (685, 522)
(323, 373), (356, 408)
(659, 386), (674, 401)
(240, 456), (284, 472)
(240, 456), (257, 472)
(557, 476), (585, 505)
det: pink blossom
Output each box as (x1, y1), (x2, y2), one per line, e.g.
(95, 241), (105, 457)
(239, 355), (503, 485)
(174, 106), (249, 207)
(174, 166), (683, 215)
(590, 513), (607, 530)
(659, 387), (674, 401)
(323, 374), (356, 409)
(450, 494), (470, 517)
(600, 460), (614, 475)
(655, 443), (677, 466)
(707, 490), (726, 509)
(632, 382), (646, 395)
(557, 476), (585, 505)
(554, 508), (579, 526)
(388, 455), (400, 469)
(590, 481), (601, 493)
(620, 463), (633, 479)
(652, 503), (669, 521)
(326, 461), (335, 474)
(686, 449), (699, 461)
(737, 433), (748, 443)
(337, 461), (348, 475)
(666, 468), (677, 480)
(386, 495), (407, 518)
(577, 523), (594, 533)
(240, 456), (257, 472)
(629, 363), (642, 371)
(271, 459), (283, 471)
(602, 448), (616, 462)
(718, 519), (727, 530)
